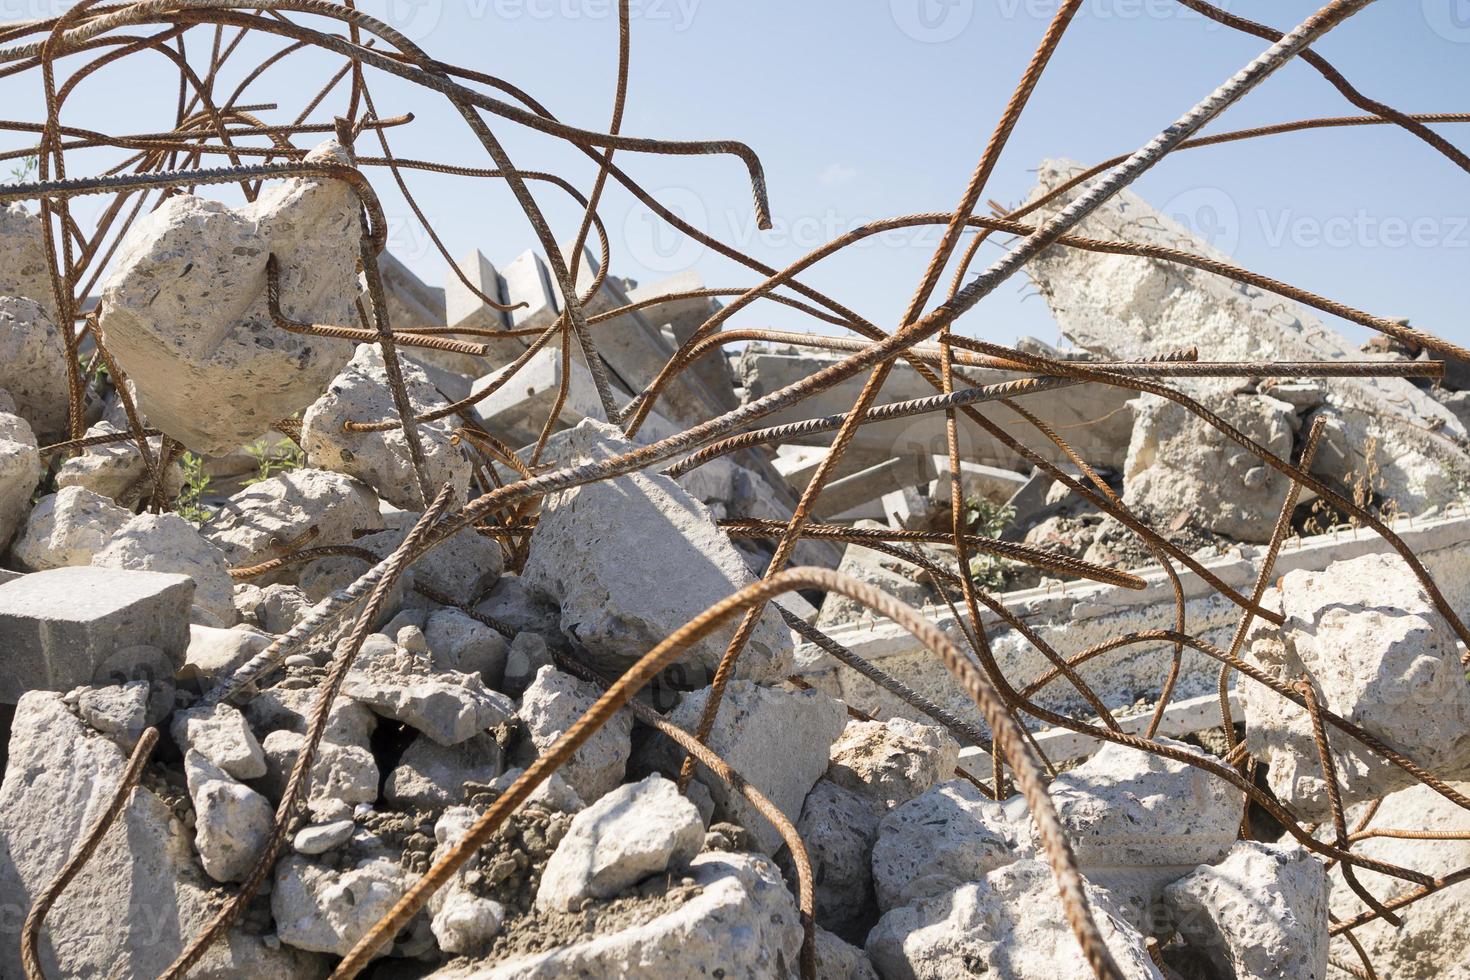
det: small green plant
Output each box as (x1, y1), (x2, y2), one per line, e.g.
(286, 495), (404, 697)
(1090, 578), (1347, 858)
(175, 451), (214, 523)
(242, 434), (304, 486)
(5, 154), (36, 184)
(964, 496), (1016, 591)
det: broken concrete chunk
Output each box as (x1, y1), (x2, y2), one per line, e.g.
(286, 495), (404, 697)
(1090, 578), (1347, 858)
(1024, 738), (1242, 910)
(254, 582), (312, 633)
(468, 346), (606, 446)
(441, 852), (802, 980)
(0, 565), (192, 703)
(0, 203), (55, 318)
(343, 633), (516, 745)
(519, 665), (631, 805)
(385, 732), (505, 810)
(871, 778), (1025, 913)
(10, 486), (131, 570)
(260, 729), (380, 806)
(53, 418), (184, 506)
(425, 607), (509, 686)
(93, 511), (237, 625)
(171, 701), (267, 780)
(0, 407), (41, 552)
(445, 249), (507, 332)
(1025, 157), (1470, 511)
(358, 511), (503, 604)
(432, 887), (507, 955)
(1123, 392), (1296, 543)
(782, 777), (884, 943)
(0, 691), (321, 978)
(0, 295), (69, 441)
(536, 774), (704, 912)
(1165, 841), (1329, 980)
(668, 680), (847, 855)
(826, 716), (959, 809)
(1326, 781), (1470, 979)
(302, 344), (472, 509)
(523, 420), (793, 687)
(866, 860), (1163, 980)
(273, 853), (414, 957)
(817, 521), (935, 628)
(181, 623), (273, 690)
(74, 680), (150, 749)
(294, 818), (354, 855)
(202, 467), (383, 573)
(1242, 552), (1470, 818)
(184, 749), (275, 884)
(814, 925), (881, 980)
(97, 141), (358, 455)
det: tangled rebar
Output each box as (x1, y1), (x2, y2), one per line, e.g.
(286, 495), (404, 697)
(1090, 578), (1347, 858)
(3, 1), (1469, 978)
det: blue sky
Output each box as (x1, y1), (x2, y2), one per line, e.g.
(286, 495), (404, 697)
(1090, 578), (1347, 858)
(5, 1), (1468, 348)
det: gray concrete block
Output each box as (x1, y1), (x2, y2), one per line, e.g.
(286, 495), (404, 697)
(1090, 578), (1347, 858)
(0, 565), (193, 703)
(499, 249), (559, 332)
(445, 249), (507, 332)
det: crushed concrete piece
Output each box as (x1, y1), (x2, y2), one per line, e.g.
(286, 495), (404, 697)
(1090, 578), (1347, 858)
(0, 407), (41, 552)
(203, 467), (383, 572)
(0, 295), (68, 440)
(445, 249), (508, 331)
(871, 778), (1025, 912)
(181, 623), (273, 690)
(827, 716), (959, 809)
(1242, 552), (1470, 817)
(425, 607), (509, 685)
(431, 884), (505, 954)
(499, 249), (560, 332)
(358, 512), (503, 604)
(385, 732), (505, 810)
(0, 691), (322, 978)
(93, 511), (237, 625)
(294, 819), (354, 855)
(436, 851), (802, 980)
(817, 521), (934, 628)
(97, 141), (358, 455)
(866, 859), (1163, 980)
(0, 203), (54, 318)
(273, 853), (414, 956)
(520, 665), (631, 804)
(1023, 738), (1242, 909)
(246, 684), (378, 745)
(1165, 841), (1329, 980)
(668, 680), (847, 854)
(501, 631), (554, 698)
(1025, 158), (1470, 512)
(489, 767), (586, 813)
(255, 582), (311, 633)
(781, 777), (883, 943)
(172, 701), (267, 780)
(74, 679), (150, 749)
(1327, 781), (1470, 979)
(0, 565), (192, 703)
(475, 571), (563, 639)
(302, 344), (472, 509)
(814, 925), (880, 980)
(10, 486), (131, 570)
(537, 774), (704, 911)
(184, 749), (274, 883)
(523, 420), (793, 687)
(468, 345), (606, 445)
(53, 418), (183, 505)
(343, 633), (516, 745)
(1123, 392), (1296, 543)
(260, 729), (379, 806)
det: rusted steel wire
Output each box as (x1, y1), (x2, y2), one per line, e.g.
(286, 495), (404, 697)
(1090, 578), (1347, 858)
(9, 0), (1470, 974)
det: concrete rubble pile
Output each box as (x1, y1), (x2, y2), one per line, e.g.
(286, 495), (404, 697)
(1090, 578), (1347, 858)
(0, 150), (1467, 980)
